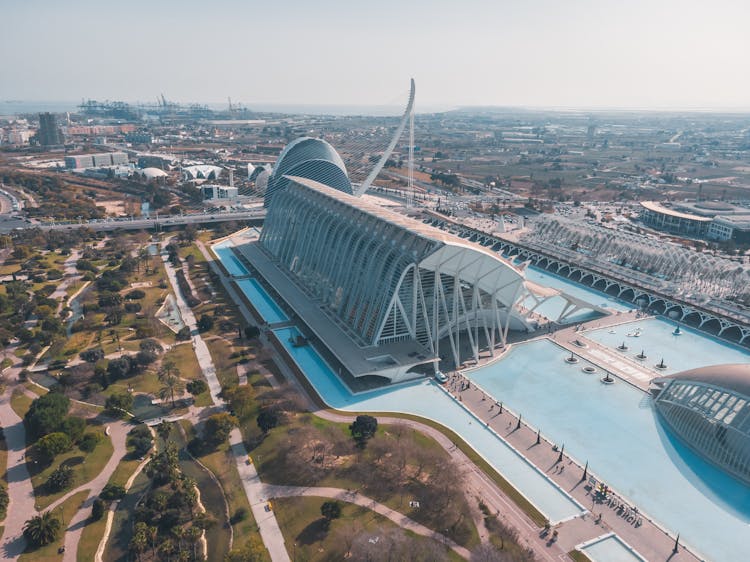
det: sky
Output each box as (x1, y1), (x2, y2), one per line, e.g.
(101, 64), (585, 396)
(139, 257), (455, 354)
(2, 0), (750, 110)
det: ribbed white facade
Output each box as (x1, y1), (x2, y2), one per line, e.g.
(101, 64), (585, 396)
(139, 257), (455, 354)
(260, 176), (525, 369)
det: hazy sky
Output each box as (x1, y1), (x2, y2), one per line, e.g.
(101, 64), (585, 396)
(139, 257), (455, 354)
(2, 0), (750, 110)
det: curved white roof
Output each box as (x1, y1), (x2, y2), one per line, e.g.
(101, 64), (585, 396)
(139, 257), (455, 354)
(183, 164), (223, 180)
(139, 167), (168, 179)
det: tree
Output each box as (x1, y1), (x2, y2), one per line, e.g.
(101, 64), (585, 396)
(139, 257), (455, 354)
(349, 415), (378, 447)
(80, 348), (104, 363)
(320, 500), (341, 528)
(24, 392), (70, 439)
(156, 420), (172, 441)
(186, 379), (207, 396)
(36, 432), (72, 460)
(23, 511), (61, 547)
(159, 375), (185, 407)
(105, 392), (133, 415)
(176, 326), (191, 341)
(91, 498), (106, 521)
(197, 314), (214, 332)
(158, 359), (178, 381)
(62, 416), (85, 443)
(47, 464), (74, 492)
(204, 412), (237, 445)
(256, 409), (279, 434)
(244, 325), (260, 339)
(101, 483), (126, 501)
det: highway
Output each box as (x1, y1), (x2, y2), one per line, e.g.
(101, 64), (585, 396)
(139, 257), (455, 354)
(0, 209), (266, 233)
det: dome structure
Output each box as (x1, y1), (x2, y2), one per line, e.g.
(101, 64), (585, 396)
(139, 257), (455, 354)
(653, 364), (750, 485)
(138, 167), (168, 179)
(264, 137), (352, 207)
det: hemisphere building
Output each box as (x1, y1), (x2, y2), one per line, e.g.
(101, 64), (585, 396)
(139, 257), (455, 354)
(263, 137), (352, 207)
(653, 364), (750, 486)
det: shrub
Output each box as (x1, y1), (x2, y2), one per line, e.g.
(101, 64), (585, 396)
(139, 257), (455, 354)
(197, 314), (214, 332)
(105, 392), (133, 415)
(47, 465), (74, 492)
(139, 339), (163, 353)
(230, 508), (247, 524)
(186, 379), (207, 395)
(134, 350), (157, 366)
(62, 416), (86, 443)
(91, 498), (106, 521)
(125, 289), (145, 300)
(349, 415), (378, 448)
(100, 483), (126, 501)
(80, 348), (105, 363)
(176, 326), (191, 341)
(36, 432), (72, 460)
(79, 432), (101, 453)
(124, 302), (141, 313)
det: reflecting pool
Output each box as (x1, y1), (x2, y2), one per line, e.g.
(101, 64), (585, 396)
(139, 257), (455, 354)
(466, 339), (750, 562)
(583, 317), (749, 374)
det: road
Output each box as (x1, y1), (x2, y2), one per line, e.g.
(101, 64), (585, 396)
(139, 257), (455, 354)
(0, 209), (266, 234)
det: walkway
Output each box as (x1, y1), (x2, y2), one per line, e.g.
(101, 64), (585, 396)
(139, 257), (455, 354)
(165, 239), (290, 562)
(0, 384), (35, 559)
(445, 372), (698, 562)
(262, 484), (471, 560)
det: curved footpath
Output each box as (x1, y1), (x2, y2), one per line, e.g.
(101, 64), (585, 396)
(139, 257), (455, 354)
(0, 384), (36, 560)
(262, 484), (471, 560)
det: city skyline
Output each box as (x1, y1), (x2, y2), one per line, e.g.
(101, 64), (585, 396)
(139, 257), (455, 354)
(2, 0), (750, 110)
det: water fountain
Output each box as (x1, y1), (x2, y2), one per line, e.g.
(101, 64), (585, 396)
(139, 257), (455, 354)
(673, 326), (682, 336)
(635, 349), (647, 360)
(655, 358), (668, 370)
(582, 366), (597, 374)
(617, 341), (629, 351)
(601, 372), (615, 385)
(565, 351), (579, 364)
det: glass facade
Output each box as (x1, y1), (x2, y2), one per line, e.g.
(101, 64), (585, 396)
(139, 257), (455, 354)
(656, 378), (750, 485)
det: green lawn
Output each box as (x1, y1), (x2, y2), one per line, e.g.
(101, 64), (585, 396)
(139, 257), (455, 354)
(273, 496), (463, 562)
(569, 550), (594, 562)
(19, 489), (89, 562)
(205, 338), (238, 388)
(76, 506), (108, 562)
(162, 344), (202, 381)
(10, 389), (33, 418)
(30, 425), (113, 510)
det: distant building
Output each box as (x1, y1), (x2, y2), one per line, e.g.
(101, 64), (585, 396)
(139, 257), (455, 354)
(201, 184), (238, 200)
(38, 112), (63, 146)
(182, 165), (223, 181)
(65, 152), (128, 169)
(639, 200), (750, 243)
(7, 130), (30, 145)
(125, 131), (153, 144)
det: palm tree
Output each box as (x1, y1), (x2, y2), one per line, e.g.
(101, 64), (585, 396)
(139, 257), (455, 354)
(158, 359), (179, 382)
(156, 420), (172, 441)
(159, 375), (186, 407)
(23, 511), (61, 547)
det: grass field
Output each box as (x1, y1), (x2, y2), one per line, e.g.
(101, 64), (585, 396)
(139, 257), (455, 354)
(10, 389), (33, 418)
(273, 496), (464, 562)
(30, 425), (113, 510)
(76, 508), (108, 562)
(19, 489), (89, 562)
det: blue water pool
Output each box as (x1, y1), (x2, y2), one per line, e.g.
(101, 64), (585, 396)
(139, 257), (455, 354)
(273, 327), (584, 523)
(580, 534), (646, 562)
(214, 246), (250, 277)
(236, 278), (289, 324)
(583, 317), (750, 375)
(523, 266), (634, 313)
(466, 339), (750, 562)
